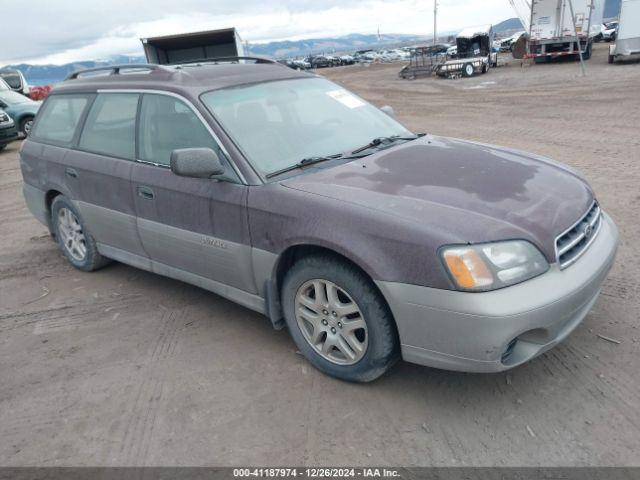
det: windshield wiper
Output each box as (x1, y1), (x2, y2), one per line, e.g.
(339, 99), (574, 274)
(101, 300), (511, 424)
(264, 133), (426, 179)
(351, 134), (425, 155)
(265, 154), (344, 179)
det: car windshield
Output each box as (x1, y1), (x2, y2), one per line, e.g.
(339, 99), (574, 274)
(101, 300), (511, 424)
(0, 73), (21, 89)
(0, 78), (10, 91)
(201, 77), (412, 176)
(0, 89), (30, 105)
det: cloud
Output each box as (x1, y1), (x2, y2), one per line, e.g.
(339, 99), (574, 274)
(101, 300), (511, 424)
(1, 0), (513, 65)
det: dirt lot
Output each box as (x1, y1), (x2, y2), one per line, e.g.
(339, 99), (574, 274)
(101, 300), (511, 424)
(1, 43), (639, 467)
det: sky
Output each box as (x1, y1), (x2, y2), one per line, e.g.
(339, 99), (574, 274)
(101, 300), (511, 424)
(0, 0), (516, 65)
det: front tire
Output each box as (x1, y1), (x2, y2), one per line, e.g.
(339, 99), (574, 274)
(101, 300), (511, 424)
(462, 63), (474, 77)
(51, 196), (110, 272)
(20, 116), (34, 137)
(282, 255), (399, 382)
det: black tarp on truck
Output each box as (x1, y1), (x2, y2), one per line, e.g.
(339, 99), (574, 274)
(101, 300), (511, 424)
(141, 28), (245, 65)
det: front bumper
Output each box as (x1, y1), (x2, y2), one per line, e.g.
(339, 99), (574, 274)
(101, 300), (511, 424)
(376, 213), (619, 373)
(0, 124), (19, 145)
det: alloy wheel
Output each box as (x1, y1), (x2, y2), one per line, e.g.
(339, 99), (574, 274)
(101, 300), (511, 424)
(57, 207), (87, 262)
(295, 279), (368, 365)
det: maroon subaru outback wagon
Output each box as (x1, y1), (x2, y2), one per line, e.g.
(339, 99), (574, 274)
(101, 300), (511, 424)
(20, 59), (618, 382)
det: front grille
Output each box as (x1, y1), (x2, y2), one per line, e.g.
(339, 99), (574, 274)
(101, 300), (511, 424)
(555, 201), (602, 269)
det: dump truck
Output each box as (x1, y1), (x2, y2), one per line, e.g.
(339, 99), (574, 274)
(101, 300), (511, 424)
(141, 28), (245, 65)
(609, 0), (640, 63)
(526, 0), (605, 62)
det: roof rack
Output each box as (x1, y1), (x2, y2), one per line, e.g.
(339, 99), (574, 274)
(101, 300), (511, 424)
(65, 64), (169, 81)
(174, 56), (279, 66)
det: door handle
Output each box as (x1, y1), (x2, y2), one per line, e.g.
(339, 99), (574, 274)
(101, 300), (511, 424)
(137, 186), (155, 200)
(65, 167), (78, 178)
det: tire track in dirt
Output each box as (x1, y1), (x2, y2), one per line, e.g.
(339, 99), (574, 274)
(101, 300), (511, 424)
(117, 306), (187, 466)
(0, 293), (146, 334)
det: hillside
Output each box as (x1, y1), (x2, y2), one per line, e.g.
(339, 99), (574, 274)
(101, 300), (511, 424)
(494, 17), (525, 33)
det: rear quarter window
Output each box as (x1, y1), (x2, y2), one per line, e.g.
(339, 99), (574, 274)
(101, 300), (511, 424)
(31, 94), (91, 145)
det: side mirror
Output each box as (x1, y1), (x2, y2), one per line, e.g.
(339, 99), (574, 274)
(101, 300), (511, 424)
(170, 148), (225, 179)
(380, 105), (396, 119)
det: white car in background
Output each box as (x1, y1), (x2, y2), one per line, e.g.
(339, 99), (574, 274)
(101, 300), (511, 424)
(601, 21), (619, 41)
(0, 69), (30, 97)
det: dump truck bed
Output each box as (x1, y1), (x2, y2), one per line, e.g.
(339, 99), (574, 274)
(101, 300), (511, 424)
(141, 28), (245, 65)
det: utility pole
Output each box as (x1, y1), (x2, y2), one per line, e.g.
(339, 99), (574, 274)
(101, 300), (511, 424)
(567, 0), (587, 76)
(433, 0), (438, 45)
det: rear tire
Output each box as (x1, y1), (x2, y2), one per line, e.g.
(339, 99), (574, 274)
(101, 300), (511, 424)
(51, 195), (111, 272)
(282, 254), (399, 382)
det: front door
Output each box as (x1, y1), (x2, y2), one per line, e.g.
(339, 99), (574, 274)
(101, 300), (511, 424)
(131, 93), (255, 294)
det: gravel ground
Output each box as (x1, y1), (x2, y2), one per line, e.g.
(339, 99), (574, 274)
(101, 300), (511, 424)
(0, 43), (639, 467)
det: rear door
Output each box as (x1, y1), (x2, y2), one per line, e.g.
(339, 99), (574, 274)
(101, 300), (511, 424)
(69, 92), (148, 261)
(131, 92), (255, 293)
(23, 93), (93, 208)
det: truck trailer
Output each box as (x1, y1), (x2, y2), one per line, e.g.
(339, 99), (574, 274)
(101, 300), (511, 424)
(436, 25), (498, 78)
(526, 0), (605, 62)
(141, 28), (245, 65)
(609, 0), (640, 63)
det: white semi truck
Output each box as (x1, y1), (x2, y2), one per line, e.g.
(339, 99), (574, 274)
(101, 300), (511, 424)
(525, 0), (605, 62)
(609, 0), (640, 63)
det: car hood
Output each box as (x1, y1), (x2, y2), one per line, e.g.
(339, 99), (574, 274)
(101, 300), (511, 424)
(281, 135), (594, 261)
(6, 101), (40, 115)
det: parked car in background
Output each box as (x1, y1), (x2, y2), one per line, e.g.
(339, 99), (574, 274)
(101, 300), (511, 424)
(601, 21), (619, 41)
(0, 79), (41, 136)
(0, 109), (19, 150)
(292, 59), (311, 70)
(499, 31), (527, 52)
(308, 55), (333, 68)
(339, 54), (356, 65)
(0, 68), (30, 96)
(354, 50), (380, 62)
(325, 55), (341, 67)
(20, 60), (618, 382)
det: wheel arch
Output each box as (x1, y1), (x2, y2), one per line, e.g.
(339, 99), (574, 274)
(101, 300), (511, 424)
(43, 187), (68, 235)
(19, 113), (35, 130)
(265, 243), (399, 340)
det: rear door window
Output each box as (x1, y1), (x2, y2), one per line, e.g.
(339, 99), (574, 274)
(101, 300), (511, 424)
(79, 93), (139, 159)
(31, 94), (90, 145)
(137, 93), (223, 166)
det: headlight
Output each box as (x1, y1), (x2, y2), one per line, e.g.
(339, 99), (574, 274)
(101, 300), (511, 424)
(441, 240), (549, 292)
